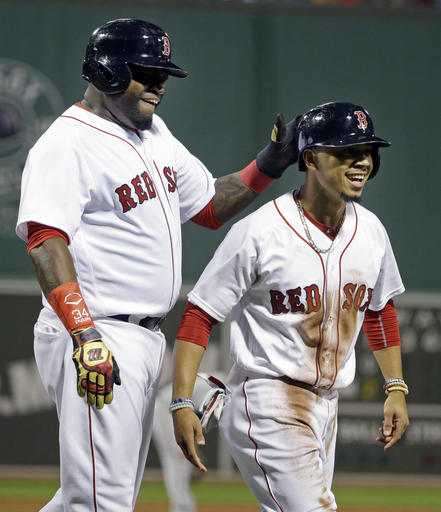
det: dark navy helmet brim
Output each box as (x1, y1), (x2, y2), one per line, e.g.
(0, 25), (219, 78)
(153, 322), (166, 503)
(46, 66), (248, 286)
(130, 58), (188, 78)
(310, 134), (391, 149)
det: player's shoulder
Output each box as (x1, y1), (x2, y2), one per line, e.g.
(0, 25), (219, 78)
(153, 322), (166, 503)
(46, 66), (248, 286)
(353, 202), (384, 226)
(148, 113), (172, 137)
(230, 190), (295, 237)
(352, 202), (388, 236)
(27, 105), (82, 154)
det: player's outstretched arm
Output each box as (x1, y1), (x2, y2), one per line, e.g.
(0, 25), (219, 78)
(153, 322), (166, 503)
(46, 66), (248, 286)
(30, 236), (121, 409)
(171, 339), (207, 472)
(372, 346), (409, 450)
(212, 114), (300, 223)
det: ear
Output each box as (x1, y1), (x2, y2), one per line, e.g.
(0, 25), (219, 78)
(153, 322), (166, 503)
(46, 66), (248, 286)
(302, 149), (318, 171)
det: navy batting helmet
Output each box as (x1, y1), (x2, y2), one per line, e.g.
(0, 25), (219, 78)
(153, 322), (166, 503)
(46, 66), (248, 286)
(297, 102), (391, 179)
(82, 18), (187, 94)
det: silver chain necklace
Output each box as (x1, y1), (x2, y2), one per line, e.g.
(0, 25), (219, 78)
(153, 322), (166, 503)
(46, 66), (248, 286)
(295, 194), (345, 254)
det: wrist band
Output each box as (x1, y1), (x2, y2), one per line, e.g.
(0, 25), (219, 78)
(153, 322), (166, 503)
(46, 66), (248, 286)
(169, 398), (194, 413)
(383, 378), (406, 390)
(385, 385), (409, 396)
(240, 159), (273, 194)
(384, 378), (409, 396)
(47, 282), (94, 334)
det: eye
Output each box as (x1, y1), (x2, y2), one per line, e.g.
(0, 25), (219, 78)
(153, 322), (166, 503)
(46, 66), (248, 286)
(337, 149), (354, 159)
(130, 67), (168, 85)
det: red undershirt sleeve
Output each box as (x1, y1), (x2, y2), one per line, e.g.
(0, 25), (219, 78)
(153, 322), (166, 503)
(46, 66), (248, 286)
(176, 301), (218, 348)
(363, 299), (401, 351)
(190, 199), (224, 231)
(27, 221), (69, 254)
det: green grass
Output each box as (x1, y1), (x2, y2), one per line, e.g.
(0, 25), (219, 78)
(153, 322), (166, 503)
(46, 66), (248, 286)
(334, 486), (441, 508)
(0, 478), (440, 509)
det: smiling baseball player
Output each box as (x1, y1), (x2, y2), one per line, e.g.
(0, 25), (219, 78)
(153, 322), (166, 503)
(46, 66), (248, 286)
(15, 18), (299, 512)
(171, 102), (409, 511)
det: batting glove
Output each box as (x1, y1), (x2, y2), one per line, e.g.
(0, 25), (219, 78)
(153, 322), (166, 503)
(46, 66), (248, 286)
(71, 327), (121, 409)
(193, 374), (226, 434)
(256, 113), (301, 179)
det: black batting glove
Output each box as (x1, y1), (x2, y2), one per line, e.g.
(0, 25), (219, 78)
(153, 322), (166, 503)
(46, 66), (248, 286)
(256, 114), (301, 179)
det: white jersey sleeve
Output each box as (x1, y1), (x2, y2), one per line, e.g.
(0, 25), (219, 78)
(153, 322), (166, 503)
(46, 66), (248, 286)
(153, 116), (216, 224)
(368, 223), (404, 311)
(188, 217), (259, 321)
(16, 122), (91, 242)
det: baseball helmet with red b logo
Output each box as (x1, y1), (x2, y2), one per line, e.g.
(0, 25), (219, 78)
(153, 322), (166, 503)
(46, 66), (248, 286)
(297, 102), (391, 179)
(82, 18), (187, 94)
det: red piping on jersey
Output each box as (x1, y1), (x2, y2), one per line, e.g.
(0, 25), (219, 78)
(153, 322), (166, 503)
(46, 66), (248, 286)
(153, 160), (176, 310)
(88, 406), (98, 512)
(61, 111), (176, 311)
(242, 378), (285, 512)
(153, 160), (174, 211)
(273, 197), (325, 386)
(328, 202), (358, 390)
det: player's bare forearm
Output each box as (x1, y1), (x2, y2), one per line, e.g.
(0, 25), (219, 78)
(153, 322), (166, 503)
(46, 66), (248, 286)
(29, 237), (77, 298)
(373, 346), (404, 380)
(172, 339), (205, 399)
(373, 346), (409, 450)
(172, 340), (207, 472)
(212, 171), (258, 223)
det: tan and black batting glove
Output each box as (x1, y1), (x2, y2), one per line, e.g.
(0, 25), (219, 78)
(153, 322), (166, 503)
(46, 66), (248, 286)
(71, 327), (121, 409)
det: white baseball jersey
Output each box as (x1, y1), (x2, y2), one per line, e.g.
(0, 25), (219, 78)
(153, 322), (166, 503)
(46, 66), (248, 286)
(189, 189), (405, 390)
(16, 104), (215, 318)
(17, 103), (217, 511)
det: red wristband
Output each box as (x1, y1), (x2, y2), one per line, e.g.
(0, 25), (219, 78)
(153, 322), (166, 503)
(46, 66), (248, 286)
(240, 159), (274, 194)
(47, 282), (94, 334)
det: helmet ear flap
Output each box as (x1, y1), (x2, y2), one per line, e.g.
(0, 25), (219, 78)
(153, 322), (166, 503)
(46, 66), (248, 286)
(84, 57), (132, 94)
(369, 146), (381, 180)
(97, 62), (116, 83)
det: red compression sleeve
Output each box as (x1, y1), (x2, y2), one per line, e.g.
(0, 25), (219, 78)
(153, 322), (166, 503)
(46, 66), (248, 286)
(176, 301), (218, 348)
(27, 222), (69, 254)
(191, 199), (224, 230)
(363, 299), (401, 351)
(240, 159), (274, 194)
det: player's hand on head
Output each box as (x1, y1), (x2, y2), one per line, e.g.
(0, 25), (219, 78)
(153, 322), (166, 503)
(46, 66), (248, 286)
(376, 391), (409, 450)
(172, 407), (207, 472)
(71, 327), (121, 409)
(256, 113), (302, 179)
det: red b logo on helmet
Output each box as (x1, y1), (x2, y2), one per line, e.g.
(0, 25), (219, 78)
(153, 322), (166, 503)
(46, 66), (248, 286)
(354, 111), (368, 130)
(162, 36), (171, 56)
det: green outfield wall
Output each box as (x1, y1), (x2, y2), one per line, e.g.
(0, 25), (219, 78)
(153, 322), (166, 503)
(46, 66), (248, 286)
(0, 0), (439, 291)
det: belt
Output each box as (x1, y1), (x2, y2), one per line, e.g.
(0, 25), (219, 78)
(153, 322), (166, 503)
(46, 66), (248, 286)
(279, 376), (321, 396)
(109, 314), (164, 331)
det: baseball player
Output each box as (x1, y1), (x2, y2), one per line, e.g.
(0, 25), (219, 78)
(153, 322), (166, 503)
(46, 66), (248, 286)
(15, 18), (299, 512)
(171, 102), (410, 511)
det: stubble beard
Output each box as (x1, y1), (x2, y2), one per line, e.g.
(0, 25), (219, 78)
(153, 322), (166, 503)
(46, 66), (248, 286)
(341, 192), (363, 204)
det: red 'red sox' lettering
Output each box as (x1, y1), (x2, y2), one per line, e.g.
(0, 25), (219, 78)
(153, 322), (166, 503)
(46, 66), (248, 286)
(270, 284), (321, 314)
(163, 166), (177, 192)
(270, 283), (372, 314)
(342, 283), (373, 312)
(115, 166), (175, 212)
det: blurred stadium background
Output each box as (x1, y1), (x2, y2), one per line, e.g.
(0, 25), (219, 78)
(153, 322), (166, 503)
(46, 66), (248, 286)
(0, 0), (440, 509)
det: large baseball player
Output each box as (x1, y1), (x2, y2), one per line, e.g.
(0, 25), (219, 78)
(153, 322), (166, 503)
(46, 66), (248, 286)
(171, 102), (409, 511)
(15, 18), (299, 511)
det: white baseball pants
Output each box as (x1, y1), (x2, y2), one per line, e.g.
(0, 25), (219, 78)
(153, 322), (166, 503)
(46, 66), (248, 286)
(34, 307), (166, 512)
(219, 365), (339, 512)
